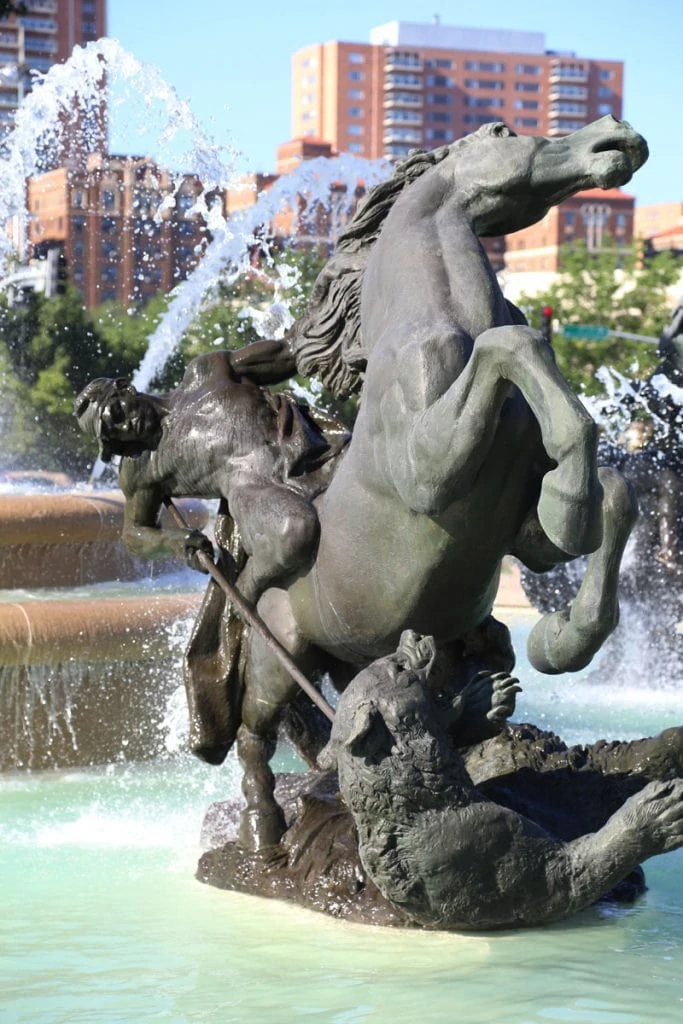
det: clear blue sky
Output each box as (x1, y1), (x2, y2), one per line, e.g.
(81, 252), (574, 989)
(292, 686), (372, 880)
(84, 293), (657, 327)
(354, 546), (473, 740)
(106, 0), (681, 207)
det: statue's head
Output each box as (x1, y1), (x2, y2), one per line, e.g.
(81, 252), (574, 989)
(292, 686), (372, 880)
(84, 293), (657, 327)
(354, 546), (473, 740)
(74, 377), (164, 462)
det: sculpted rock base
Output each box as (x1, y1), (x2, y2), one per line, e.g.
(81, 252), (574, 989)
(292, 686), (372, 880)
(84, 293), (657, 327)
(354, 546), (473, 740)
(196, 718), (683, 929)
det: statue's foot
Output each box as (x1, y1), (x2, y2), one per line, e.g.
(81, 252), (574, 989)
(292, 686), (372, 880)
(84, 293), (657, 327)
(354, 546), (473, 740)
(238, 806), (287, 852)
(537, 466), (603, 556)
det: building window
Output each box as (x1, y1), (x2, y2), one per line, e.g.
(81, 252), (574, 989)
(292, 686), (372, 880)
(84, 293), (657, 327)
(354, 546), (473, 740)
(565, 212), (575, 225)
(301, 93), (315, 106)
(348, 89), (364, 99)
(348, 106), (363, 118)
(598, 103), (612, 115)
(177, 191), (195, 213)
(553, 102), (586, 114)
(73, 241), (84, 258)
(426, 58), (453, 69)
(102, 190), (116, 210)
(463, 114), (496, 125)
(348, 124), (363, 135)
(177, 220), (197, 238)
(515, 64), (540, 75)
(598, 86), (612, 98)
(553, 84), (587, 98)
(348, 70), (364, 81)
(514, 99), (539, 110)
(514, 117), (539, 128)
(301, 56), (317, 68)
(553, 119), (586, 132)
(348, 142), (364, 153)
(616, 213), (626, 228)
(82, 1), (96, 12)
(73, 216), (85, 233)
(465, 79), (505, 90)
(600, 69), (613, 80)
(427, 93), (451, 105)
(515, 82), (540, 93)
(464, 96), (504, 109)
(426, 129), (453, 141)
(427, 111), (452, 123)
(386, 72), (421, 87)
(465, 60), (505, 72)
(348, 52), (365, 64)
(426, 74), (453, 87)
(302, 74), (317, 86)
(301, 110), (317, 121)
(73, 190), (84, 207)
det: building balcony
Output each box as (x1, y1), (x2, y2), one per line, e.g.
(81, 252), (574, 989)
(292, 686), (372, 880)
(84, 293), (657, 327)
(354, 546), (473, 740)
(383, 111), (423, 127)
(383, 74), (422, 90)
(25, 1), (58, 12)
(384, 52), (423, 72)
(383, 92), (423, 109)
(549, 65), (588, 83)
(383, 128), (422, 145)
(549, 105), (587, 117)
(22, 21), (58, 35)
(548, 85), (588, 101)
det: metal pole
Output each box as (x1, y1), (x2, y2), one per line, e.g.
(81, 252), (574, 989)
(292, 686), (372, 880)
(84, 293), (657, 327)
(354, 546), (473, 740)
(163, 497), (335, 723)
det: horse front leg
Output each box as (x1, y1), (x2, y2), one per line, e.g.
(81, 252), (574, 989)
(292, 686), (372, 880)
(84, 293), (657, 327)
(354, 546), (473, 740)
(519, 466), (638, 674)
(385, 325), (602, 557)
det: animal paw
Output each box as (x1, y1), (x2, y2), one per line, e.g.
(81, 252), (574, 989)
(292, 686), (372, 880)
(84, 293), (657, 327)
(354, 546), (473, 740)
(621, 779), (683, 855)
(450, 671), (521, 747)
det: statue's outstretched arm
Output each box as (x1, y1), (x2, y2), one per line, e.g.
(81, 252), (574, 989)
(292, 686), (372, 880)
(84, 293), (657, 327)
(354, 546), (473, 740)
(230, 338), (297, 385)
(120, 471), (214, 573)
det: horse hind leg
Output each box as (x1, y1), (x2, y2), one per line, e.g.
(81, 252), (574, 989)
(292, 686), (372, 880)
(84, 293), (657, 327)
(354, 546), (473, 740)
(237, 587), (327, 851)
(523, 466), (638, 674)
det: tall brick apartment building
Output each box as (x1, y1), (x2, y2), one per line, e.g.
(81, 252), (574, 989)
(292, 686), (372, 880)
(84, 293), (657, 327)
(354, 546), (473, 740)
(291, 19), (623, 162)
(28, 154), (209, 307)
(0, 0), (106, 134)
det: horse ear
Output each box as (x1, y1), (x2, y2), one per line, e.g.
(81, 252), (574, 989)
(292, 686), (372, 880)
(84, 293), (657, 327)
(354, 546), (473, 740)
(345, 700), (393, 759)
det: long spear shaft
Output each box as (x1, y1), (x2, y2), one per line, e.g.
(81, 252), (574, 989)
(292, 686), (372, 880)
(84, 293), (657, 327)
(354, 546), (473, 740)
(163, 498), (335, 723)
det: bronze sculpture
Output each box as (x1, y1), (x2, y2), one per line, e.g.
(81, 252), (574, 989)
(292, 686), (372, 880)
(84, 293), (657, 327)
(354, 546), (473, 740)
(78, 117), (683, 929)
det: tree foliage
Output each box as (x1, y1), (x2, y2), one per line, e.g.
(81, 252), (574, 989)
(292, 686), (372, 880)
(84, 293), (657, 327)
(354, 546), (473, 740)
(0, 247), (356, 475)
(519, 241), (681, 395)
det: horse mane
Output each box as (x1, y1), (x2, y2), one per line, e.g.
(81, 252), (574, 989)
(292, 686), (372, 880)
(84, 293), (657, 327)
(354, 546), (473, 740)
(290, 143), (455, 398)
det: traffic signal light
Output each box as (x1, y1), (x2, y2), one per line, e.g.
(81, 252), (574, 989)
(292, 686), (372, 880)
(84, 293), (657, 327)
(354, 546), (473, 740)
(541, 305), (553, 344)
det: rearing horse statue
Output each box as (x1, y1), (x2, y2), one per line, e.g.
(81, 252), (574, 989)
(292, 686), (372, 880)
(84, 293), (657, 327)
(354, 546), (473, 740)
(228, 117), (649, 849)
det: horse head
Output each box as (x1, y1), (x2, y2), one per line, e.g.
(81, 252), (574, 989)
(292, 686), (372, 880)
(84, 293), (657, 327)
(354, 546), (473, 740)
(434, 116), (648, 238)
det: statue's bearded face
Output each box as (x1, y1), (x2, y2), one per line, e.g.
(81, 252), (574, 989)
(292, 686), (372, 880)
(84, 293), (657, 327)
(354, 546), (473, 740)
(101, 384), (161, 455)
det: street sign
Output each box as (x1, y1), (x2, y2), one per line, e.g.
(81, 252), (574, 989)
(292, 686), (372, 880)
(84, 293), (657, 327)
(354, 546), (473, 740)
(562, 324), (610, 340)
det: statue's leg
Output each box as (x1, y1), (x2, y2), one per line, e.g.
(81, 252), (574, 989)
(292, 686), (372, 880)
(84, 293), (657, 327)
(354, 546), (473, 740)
(471, 326), (603, 556)
(229, 482), (320, 605)
(237, 587), (325, 851)
(521, 467), (637, 673)
(393, 326), (601, 556)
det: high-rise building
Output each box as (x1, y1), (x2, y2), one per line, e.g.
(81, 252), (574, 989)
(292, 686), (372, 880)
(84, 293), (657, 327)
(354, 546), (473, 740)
(292, 19), (623, 162)
(0, 0), (106, 136)
(28, 153), (209, 307)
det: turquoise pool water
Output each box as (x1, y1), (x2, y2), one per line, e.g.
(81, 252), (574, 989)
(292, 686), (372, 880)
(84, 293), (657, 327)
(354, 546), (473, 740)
(2, 614), (683, 1024)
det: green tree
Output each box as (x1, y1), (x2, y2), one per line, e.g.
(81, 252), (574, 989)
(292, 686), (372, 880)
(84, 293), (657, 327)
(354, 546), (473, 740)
(519, 241), (680, 395)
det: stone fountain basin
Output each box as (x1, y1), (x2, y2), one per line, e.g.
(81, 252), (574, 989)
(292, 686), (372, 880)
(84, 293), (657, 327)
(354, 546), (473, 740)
(0, 489), (208, 771)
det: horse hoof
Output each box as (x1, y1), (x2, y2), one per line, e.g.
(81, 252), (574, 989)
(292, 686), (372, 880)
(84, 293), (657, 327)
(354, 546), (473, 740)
(538, 469), (603, 556)
(238, 807), (287, 852)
